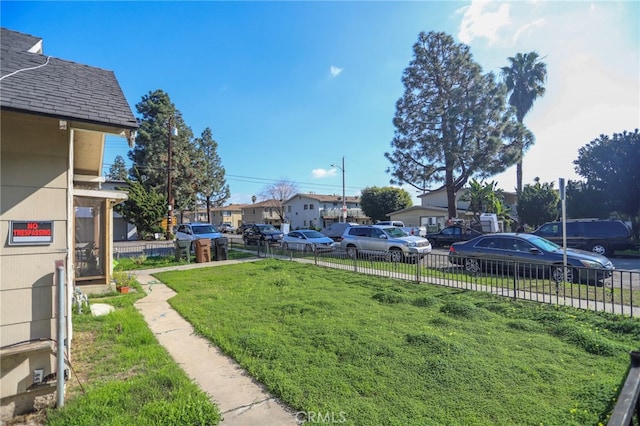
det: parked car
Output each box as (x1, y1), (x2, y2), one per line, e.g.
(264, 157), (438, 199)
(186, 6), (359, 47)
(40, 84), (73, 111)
(531, 219), (635, 256)
(426, 225), (483, 248)
(321, 222), (360, 242)
(175, 223), (222, 250)
(236, 223), (250, 235)
(219, 222), (236, 233)
(243, 224), (284, 245)
(340, 224), (432, 262)
(281, 230), (336, 252)
(448, 232), (614, 284)
(376, 221), (427, 237)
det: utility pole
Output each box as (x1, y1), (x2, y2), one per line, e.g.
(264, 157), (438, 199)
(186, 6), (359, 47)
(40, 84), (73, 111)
(331, 156), (346, 223)
(166, 120), (177, 238)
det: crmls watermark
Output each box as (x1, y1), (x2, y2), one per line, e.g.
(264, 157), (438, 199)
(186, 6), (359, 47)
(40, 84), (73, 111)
(295, 410), (347, 424)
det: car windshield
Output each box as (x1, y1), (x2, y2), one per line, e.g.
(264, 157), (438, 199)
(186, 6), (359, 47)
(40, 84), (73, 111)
(529, 235), (561, 252)
(383, 227), (409, 238)
(192, 225), (217, 234)
(258, 225), (277, 232)
(301, 230), (324, 239)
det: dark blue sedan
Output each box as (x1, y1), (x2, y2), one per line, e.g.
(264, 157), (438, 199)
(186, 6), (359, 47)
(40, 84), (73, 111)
(448, 233), (614, 284)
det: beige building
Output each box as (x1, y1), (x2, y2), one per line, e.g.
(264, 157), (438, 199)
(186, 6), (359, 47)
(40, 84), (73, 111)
(0, 28), (138, 419)
(241, 199), (284, 227)
(201, 204), (246, 229)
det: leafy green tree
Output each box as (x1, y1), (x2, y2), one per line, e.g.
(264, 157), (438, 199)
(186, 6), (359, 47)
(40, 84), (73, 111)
(573, 129), (640, 237)
(386, 31), (526, 220)
(114, 171), (166, 240)
(461, 179), (511, 227)
(128, 90), (198, 223)
(517, 178), (559, 228)
(193, 128), (230, 224)
(565, 180), (610, 220)
(106, 155), (128, 180)
(360, 186), (412, 223)
(501, 52), (547, 195)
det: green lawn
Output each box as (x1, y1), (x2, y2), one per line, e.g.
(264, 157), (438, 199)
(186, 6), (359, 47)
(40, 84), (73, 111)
(153, 259), (640, 426)
(45, 290), (221, 425)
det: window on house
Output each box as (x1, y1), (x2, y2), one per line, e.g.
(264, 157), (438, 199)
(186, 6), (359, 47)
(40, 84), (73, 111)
(309, 204), (314, 210)
(287, 206), (291, 213)
(304, 220), (308, 226)
(304, 204), (308, 210)
(74, 197), (105, 280)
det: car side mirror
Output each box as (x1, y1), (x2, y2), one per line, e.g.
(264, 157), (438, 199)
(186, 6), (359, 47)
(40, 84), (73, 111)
(530, 248), (541, 254)
(379, 234), (387, 239)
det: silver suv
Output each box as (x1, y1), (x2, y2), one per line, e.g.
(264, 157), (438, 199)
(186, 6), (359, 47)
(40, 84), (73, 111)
(340, 225), (432, 262)
(175, 223), (222, 250)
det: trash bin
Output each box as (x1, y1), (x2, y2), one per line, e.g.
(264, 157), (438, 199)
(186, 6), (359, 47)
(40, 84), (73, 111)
(214, 237), (228, 261)
(174, 240), (191, 262)
(195, 238), (211, 263)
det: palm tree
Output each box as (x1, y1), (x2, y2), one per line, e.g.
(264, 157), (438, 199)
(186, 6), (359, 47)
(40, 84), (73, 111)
(501, 52), (547, 195)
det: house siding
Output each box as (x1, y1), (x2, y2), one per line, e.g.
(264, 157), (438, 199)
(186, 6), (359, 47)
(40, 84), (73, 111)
(0, 114), (68, 403)
(1, 27), (138, 418)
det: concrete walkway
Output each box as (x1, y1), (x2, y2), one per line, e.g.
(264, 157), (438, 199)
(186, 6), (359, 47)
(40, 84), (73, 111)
(132, 260), (298, 426)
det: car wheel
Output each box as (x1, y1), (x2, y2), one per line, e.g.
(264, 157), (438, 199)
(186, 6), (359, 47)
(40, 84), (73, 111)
(464, 258), (481, 273)
(346, 246), (358, 259)
(388, 248), (403, 263)
(551, 265), (575, 283)
(282, 242), (289, 250)
(590, 244), (608, 256)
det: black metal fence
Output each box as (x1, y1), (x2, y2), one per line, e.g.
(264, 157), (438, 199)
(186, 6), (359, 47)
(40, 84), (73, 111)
(255, 245), (640, 318)
(607, 351), (640, 426)
(114, 242), (176, 259)
(112, 241), (639, 317)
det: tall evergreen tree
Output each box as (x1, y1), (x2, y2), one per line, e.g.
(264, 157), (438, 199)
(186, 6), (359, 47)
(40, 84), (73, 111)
(106, 155), (128, 180)
(114, 170), (166, 240)
(501, 52), (547, 194)
(386, 31), (525, 220)
(193, 127), (230, 223)
(128, 90), (198, 225)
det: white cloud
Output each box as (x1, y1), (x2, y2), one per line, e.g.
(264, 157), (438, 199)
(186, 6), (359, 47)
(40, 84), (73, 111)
(312, 168), (337, 178)
(457, 0), (511, 44)
(330, 65), (343, 78)
(512, 18), (545, 43)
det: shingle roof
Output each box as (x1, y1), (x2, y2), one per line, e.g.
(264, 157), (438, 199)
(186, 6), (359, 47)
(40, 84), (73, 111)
(0, 27), (138, 130)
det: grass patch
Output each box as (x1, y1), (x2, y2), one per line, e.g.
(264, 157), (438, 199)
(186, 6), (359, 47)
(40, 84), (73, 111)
(46, 292), (221, 425)
(152, 259), (639, 426)
(114, 249), (254, 270)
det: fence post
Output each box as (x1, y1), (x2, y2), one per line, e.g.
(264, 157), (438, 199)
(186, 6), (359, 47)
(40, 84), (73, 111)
(607, 351), (640, 426)
(513, 262), (518, 300)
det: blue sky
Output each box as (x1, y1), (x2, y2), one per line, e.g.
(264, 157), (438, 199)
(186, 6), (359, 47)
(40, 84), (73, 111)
(2, 1), (638, 205)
